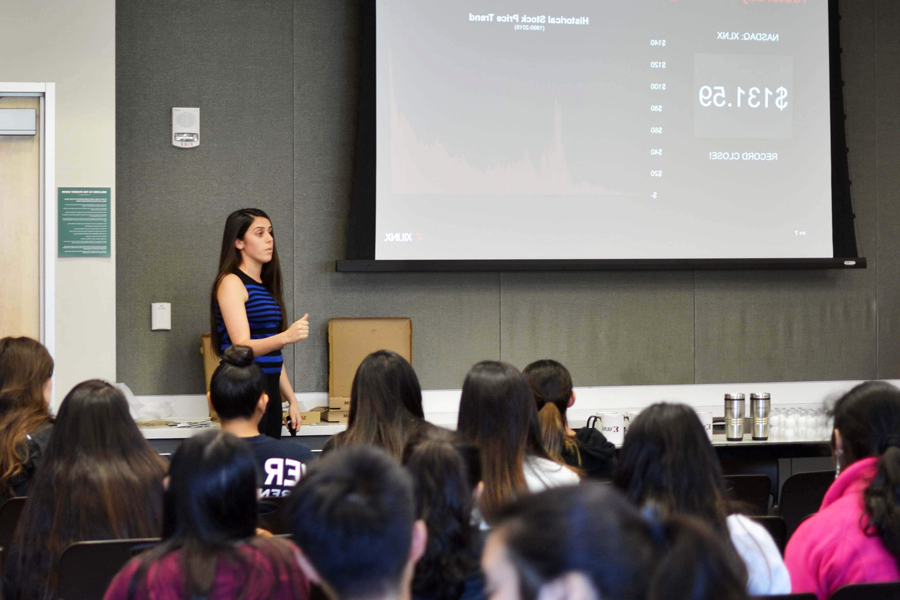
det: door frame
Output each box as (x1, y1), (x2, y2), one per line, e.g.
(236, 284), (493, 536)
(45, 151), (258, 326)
(0, 82), (56, 361)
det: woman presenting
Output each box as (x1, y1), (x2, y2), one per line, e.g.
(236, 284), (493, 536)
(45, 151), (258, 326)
(210, 208), (308, 438)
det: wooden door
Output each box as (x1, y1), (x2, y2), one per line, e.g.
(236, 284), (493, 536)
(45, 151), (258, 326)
(0, 96), (41, 339)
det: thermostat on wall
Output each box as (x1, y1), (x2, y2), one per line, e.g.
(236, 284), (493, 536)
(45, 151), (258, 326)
(172, 107), (200, 148)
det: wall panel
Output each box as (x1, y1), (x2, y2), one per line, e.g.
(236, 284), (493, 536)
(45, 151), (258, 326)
(117, 0), (294, 394)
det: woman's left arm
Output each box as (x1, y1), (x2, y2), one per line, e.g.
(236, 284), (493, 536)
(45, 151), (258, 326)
(280, 366), (301, 430)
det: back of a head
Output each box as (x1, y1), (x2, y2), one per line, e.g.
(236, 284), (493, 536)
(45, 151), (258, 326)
(164, 430), (259, 545)
(491, 484), (747, 600)
(209, 345), (266, 421)
(0, 336), (54, 496)
(6, 380), (166, 600)
(340, 350), (425, 459)
(613, 403), (728, 532)
(404, 438), (480, 600)
(831, 381), (900, 562)
(457, 361), (546, 518)
(523, 360), (575, 462)
(288, 446), (416, 600)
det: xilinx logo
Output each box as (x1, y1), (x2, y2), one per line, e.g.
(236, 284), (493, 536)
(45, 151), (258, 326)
(384, 232), (413, 242)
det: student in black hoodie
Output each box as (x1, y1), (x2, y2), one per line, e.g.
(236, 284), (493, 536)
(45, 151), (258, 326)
(523, 359), (617, 480)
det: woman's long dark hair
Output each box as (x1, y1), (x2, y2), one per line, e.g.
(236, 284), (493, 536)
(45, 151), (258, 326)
(831, 381), (900, 564)
(0, 337), (53, 498)
(4, 380), (167, 600)
(330, 350), (429, 461)
(209, 208), (287, 357)
(613, 403), (731, 536)
(126, 431), (304, 600)
(403, 438), (481, 600)
(494, 484), (748, 600)
(456, 361), (553, 520)
(523, 360), (579, 465)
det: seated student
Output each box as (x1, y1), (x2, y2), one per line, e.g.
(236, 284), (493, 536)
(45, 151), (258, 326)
(483, 484), (748, 600)
(287, 446), (427, 600)
(208, 345), (311, 498)
(613, 403), (790, 596)
(523, 359), (617, 480)
(403, 437), (485, 600)
(323, 350), (440, 461)
(4, 380), (167, 600)
(0, 336), (55, 503)
(456, 361), (579, 523)
(105, 430), (309, 600)
(786, 381), (900, 599)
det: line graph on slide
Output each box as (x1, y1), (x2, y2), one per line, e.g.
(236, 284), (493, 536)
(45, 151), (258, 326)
(388, 76), (632, 197)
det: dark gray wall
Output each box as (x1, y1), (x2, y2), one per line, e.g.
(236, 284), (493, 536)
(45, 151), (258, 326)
(116, 0), (900, 395)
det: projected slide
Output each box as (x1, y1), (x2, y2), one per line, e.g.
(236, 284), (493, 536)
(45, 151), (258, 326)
(375, 0), (833, 260)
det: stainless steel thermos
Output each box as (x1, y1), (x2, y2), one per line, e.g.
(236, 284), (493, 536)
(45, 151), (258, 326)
(750, 393), (771, 441)
(725, 393), (746, 441)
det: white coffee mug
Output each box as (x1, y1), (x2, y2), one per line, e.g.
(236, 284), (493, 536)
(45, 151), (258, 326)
(594, 412), (625, 445)
(623, 410), (641, 435)
(695, 411), (713, 440)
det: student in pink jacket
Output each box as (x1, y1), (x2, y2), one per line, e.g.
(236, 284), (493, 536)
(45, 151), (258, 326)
(785, 381), (900, 600)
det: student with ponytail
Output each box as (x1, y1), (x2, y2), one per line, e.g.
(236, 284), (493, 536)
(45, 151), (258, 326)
(614, 403), (789, 596)
(482, 484), (748, 600)
(785, 381), (900, 599)
(523, 359), (617, 480)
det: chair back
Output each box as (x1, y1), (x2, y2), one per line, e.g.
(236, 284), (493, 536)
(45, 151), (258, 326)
(749, 594), (817, 600)
(258, 496), (292, 535)
(0, 496), (26, 573)
(829, 581), (900, 600)
(724, 474), (772, 515)
(750, 515), (787, 555)
(57, 538), (160, 600)
(778, 470), (835, 538)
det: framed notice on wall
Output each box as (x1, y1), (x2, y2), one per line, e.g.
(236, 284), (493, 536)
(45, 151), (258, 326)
(58, 188), (110, 257)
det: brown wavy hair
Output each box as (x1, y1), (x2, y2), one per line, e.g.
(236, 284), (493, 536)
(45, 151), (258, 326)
(4, 380), (167, 600)
(0, 337), (54, 498)
(209, 208), (287, 357)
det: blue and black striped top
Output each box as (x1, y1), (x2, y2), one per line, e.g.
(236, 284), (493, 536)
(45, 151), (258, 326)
(215, 270), (284, 376)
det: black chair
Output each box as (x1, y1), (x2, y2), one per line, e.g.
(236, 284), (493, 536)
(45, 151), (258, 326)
(777, 470), (835, 538)
(258, 496), (291, 535)
(829, 581), (900, 600)
(750, 594), (816, 600)
(0, 496), (26, 573)
(750, 515), (787, 555)
(724, 474), (772, 515)
(57, 538), (160, 600)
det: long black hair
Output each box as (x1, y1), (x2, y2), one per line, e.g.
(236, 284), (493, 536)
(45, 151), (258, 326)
(403, 437), (481, 600)
(125, 431), (303, 600)
(209, 208), (287, 356)
(613, 403), (730, 535)
(209, 345), (267, 420)
(5, 380), (167, 600)
(456, 361), (553, 520)
(329, 350), (430, 460)
(493, 484), (748, 600)
(831, 381), (900, 564)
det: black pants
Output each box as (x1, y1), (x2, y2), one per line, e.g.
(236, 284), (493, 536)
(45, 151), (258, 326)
(259, 373), (283, 439)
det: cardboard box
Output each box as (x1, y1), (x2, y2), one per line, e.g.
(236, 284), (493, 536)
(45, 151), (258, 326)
(328, 317), (412, 407)
(200, 333), (222, 421)
(298, 406), (328, 425)
(322, 409), (349, 424)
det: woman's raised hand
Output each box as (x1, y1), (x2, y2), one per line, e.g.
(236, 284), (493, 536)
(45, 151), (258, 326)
(281, 314), (309, 344)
